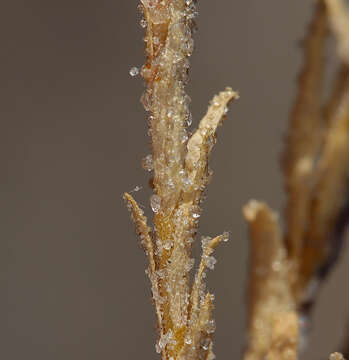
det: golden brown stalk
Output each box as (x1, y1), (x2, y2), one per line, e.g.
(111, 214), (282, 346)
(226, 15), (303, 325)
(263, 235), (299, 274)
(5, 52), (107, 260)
(323, 65), (349, 126)
(326, 0), (349, 64)
(242, 2), (348, 359)
(266, 312), (299, 360)
(125, 1), (238, 358)
(123, 192), (163, 328)
(178, 235), (225, 360)
(282, 1), (328, 282)
(300, 76), (349, 292)
(293, 0), (349, 299)
(243, 201), (296, 360)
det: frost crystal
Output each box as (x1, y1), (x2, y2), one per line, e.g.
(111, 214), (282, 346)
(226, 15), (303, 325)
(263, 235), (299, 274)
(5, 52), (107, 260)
(201, 338), (211, 351)
(129, 66), (139, 77)
(150, 194), (161, 213)
(185, 258), (195, 271)
(124, 0), (238, 358)
(163, 240), (173, 251)
(187, 237), (194, 245)
(201, 236), (211, 249)
(157, 330), (175, 352)
(183, 176), (193, 188)
(222, 231), (230, 242)
(184, 335), (192, 345)
(140, 91), (152, 111)
(206, 319), (216, 334)
(130, 185), (142, 193)
(140, 19), (147, 28)
(186, 113), (193, 126)
(206, 255), (217, 270)
(142, 154), (154, 171)
(181, 131), (189, 143)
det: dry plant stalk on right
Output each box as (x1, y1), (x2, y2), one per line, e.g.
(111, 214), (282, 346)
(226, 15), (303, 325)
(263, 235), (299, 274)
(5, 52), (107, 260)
(243, 1), (349, 360)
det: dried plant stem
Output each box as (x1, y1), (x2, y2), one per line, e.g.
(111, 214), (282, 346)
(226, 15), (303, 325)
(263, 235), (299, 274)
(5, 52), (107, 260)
(125, 1), (349, 359)
(282, 0), (328, 295)
(125, 1), (237, 359)
(243, 1), (349, 360)
(243, 201), (297, 360)
(301, 75), (349, 291)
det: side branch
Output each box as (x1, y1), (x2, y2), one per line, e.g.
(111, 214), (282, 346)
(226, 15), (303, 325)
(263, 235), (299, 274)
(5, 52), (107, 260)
(243, 200), (296, 360)
(282, 1), (328, 269)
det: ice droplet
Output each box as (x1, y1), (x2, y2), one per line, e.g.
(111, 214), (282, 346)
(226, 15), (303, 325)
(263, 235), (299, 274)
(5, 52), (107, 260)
(142, 154), (154, 172)
(206, 134), (214, 147)
(185, 258), (195, 271)
(140, 19), (147, 28)
(131, 185), (142, 193)
(157, 329), (175, 351)
(168, 178), (175, 189)
(201, 236), (211, 250)
(183, 176), (193, 188)
(187, 237), (194, 245)
(181, 131), (189, 143)
(193, 212), (200, 219)
(222, 231), (230, 242)
(129, 66), (139, 77)
(186, 113), (193, 126)
(150, 195), (161, 213)
(206, 319), (216, 334)
(141, 91), (152, 111)
(206, 256), (217, 270)
(164, 240), (173, 251)
(201, 338), (211, 350)
(184, 335), (192, 345)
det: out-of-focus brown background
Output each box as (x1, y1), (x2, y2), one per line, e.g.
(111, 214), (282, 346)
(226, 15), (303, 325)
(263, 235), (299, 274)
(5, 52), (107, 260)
(1, 1), (348, 359)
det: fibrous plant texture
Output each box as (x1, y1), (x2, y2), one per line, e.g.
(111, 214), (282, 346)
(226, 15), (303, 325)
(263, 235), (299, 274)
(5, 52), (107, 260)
(124, 1), (237, 359)
(125, 0), (349, 359)
(243, 1), (349, 360)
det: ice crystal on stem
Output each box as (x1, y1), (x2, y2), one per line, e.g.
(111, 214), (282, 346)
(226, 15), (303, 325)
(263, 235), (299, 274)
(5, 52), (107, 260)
(129, 66), (140, 77)
(124, 1), (238, 359)
(124, 1), (347, 359)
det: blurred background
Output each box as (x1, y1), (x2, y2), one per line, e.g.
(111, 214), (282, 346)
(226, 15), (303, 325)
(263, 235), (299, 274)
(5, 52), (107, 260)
(1, 0), (348, 359)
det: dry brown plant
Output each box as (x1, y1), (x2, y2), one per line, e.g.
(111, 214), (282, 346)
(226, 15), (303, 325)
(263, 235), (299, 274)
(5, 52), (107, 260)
(124, 1), (237, 359)
(243, 1), (349, 360)
(124, 1), (349, 359)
